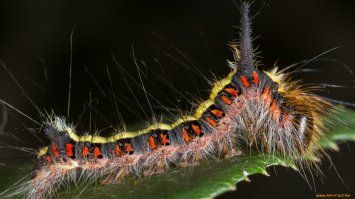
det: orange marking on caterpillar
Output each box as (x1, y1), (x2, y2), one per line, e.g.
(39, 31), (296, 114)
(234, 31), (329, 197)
(225, 87), (238, 96)
(160, 133), (169, 145)
(45, 156), (51, 163)
(82, 146), (89, 158)
(240, 75), (249, 87)
(51, 143), (59, 158)
(270, 100), (281, 119)
(211, 109), (224, 117)
(206, 117), (217, 127)
(149, 136), (156, 149)
(66, 143), (74, 157)
(221, 96), (232, 105)
(252, 71), (259, 86)
(182, 128), (190, 142)
(281, 114), (293, 127)
(125, 143), (132, 153)
(94, 147), (101, 158)
(115, 145), (121, 156)
(261, 86), (271, 101)
(191, 124), (201, 136)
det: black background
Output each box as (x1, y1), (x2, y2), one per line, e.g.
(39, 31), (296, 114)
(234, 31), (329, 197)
(0, 0), (354, 198)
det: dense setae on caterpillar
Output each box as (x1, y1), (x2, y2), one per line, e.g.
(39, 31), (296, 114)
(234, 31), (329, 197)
(0, 1), (353, 199)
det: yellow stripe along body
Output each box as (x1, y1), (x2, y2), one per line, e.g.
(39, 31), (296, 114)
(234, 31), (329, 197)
(38, 68), (237, 157)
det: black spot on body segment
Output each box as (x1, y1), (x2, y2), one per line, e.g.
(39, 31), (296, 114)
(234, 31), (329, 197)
(101, 143), (114, 158)
(167, 126), (184, 145)
(75, 142), (86, 159)
(131, 133), (150, 153)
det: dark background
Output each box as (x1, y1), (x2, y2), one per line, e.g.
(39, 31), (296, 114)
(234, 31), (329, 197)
(0, 0), (354, 198)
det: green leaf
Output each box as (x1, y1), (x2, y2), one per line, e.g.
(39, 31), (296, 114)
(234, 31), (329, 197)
(58, 155), (295, 199)
(317, 108), (355, 150)
(1, 107), (354, 199)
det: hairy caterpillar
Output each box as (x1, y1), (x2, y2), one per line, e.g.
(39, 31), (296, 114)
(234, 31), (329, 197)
(0, 1), (354, 199)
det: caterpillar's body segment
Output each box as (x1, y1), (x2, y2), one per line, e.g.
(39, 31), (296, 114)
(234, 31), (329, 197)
(11, 2), (333, 199)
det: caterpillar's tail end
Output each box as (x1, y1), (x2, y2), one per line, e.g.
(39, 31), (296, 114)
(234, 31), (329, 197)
(239, 1), (254, 74)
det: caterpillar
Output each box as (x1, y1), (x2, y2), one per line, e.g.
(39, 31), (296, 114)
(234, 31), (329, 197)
(0, 1), (351, 199)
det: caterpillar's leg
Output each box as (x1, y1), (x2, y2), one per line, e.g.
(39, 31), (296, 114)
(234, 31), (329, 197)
(179, 151), (202, 167)
(223, 143), (242, 159)
(143, 158), (166, 176)
(101, 168), (127, 185)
